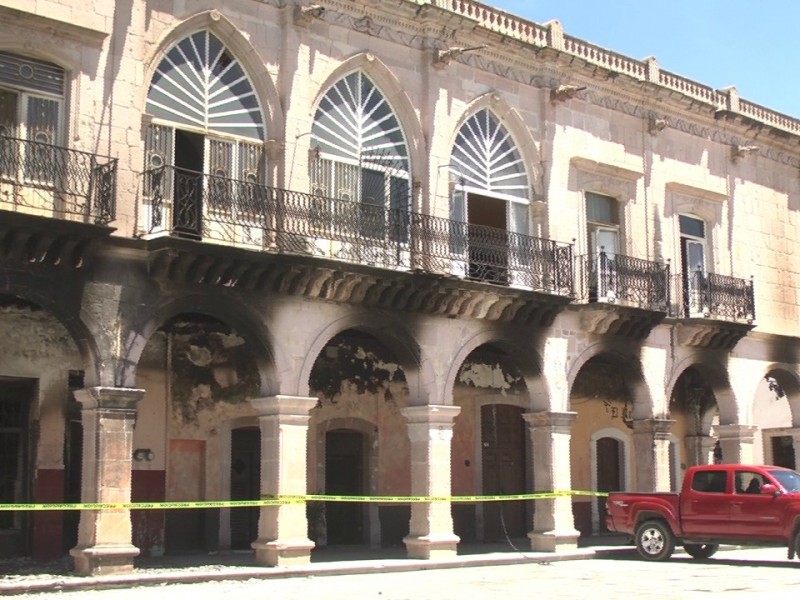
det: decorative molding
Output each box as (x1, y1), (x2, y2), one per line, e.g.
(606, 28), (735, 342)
(665, 182), (728, 203)
(550, 84), (586, 102)
(570, 157), (643, 182)
(294, 4), (326, 27)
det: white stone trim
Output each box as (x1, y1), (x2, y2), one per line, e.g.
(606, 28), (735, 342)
(589, 427), (632, 534)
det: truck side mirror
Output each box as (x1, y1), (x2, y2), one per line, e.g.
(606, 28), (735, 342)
(761, 483), (778, 496)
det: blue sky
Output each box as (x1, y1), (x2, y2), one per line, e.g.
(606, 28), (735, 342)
(489, 1), (800, 118)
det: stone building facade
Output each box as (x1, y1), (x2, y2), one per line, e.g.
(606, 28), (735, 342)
(0, 0), (797, 575)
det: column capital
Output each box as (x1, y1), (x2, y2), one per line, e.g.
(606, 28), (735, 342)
(401, 404), (461, 425)
(632, 418), (675, 440)
(73, 387), (144, 412)
(714, 423), (758, 444)
(250, 395), (318, 417)
(522, 410), (577, 430)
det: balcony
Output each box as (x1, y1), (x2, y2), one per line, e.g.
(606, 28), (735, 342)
(141, 165), (574, 297)
(0, 135), (117, 225)
(574, 250), (670, 338)
(671, 271), (755, 323)
(576, 250), (670, 311)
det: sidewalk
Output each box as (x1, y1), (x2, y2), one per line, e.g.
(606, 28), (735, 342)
(0, 536), (635, 595)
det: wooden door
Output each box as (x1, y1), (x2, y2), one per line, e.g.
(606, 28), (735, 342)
(325, 430), (365, 545)
(230, 427), (260, 549)
(596, 437), (622, 533)
(481, 404), (526, 541)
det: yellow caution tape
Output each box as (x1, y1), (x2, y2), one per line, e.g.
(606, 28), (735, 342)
(0, 491), (608, 511)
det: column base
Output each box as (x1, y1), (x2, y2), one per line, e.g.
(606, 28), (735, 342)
(70, 544), (140, 576)
(528, 529), (580, 553)
(404, 533), (460, 559)
(251, 537), (315, 566)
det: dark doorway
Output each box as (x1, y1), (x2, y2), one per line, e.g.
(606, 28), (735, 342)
(325, 430), (365, 545)
(0, 378), (33, 557)
(230, 427), (260, 549)
(481, 404), (526, 541)
(62, 375), (83, 553)
(468, 193), (508, 284)
(596, 437), (622, 533)
(173, 129), (204, 238)
(772, 436), (796, 469)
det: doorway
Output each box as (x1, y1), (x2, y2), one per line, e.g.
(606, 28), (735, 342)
(481, 404), (526, 541)
(467, 193), (508, 284)
(325, 430), (366, 545)
(0, 378), (33, 557)
(679, 215), (707, 316)
(596, 436), (623, 532)
(172, 129), (204, 238)
(230, 427), (260, 549)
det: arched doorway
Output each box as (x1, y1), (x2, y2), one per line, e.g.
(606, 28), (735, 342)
(595, 436), (623, 532)
(144, 29), (267, 240)
(325, 429), (366, 545)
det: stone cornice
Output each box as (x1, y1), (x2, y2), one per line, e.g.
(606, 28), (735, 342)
(303, 0), (800, 165)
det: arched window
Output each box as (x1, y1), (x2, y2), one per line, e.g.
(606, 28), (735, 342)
(448, 108), (530, 285)
(310, 71), (410, 243)
(144, 30), (266, 240)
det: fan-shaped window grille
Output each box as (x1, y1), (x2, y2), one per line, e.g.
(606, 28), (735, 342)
(450, 108), (528, 201)
(310, 72), (410, 242)
(146, 30), (264, 141)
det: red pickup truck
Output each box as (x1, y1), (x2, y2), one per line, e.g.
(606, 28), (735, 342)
(605, 464), (800, 561)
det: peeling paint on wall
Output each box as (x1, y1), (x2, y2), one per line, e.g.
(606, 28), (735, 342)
(168, 321), (259, 424)
(310, 337), (406, 402)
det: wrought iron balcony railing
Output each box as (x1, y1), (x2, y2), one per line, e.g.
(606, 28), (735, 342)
(0, 134), (117, 224)
(576, 250), (670, 312)
(141, 165), (574, 296)
(670, 271), (755, 323)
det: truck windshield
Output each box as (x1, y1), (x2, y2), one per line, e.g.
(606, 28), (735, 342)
(768, 469), (800, 492)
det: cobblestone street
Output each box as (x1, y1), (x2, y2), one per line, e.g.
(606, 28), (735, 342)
(4, 547), (798, 599)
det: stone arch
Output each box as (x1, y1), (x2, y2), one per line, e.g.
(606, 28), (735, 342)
(448, 93), (543, 201)
(444, 328), (548, 411)
(298, 312), (422, 402)
(119, 293), (279, 395)
(308, 52), (425, 190)
(567, 342), (654, 420)
(666, 356), (737, 425)
(0, 286), (104, 387)
(760, 362), (800, 427)
(140, 10), (283, 139)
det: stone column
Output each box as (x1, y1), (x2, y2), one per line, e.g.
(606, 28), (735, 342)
(250, 395), (317, 566)
(69, 387), (144, 576)
(715, 424), (758, 464)
(685, 434), (717, 466)
(402, 405), (461, 559)
(632, 419), (674, 492)
(523, 411), (580, 552)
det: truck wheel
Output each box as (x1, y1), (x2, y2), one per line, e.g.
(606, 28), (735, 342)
(683, 543), (718, 559)
(635, 520), (675, 561)
(792, 528), (800, 560)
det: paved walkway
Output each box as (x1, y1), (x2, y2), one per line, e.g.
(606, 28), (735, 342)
(0, 537), (634, 595)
